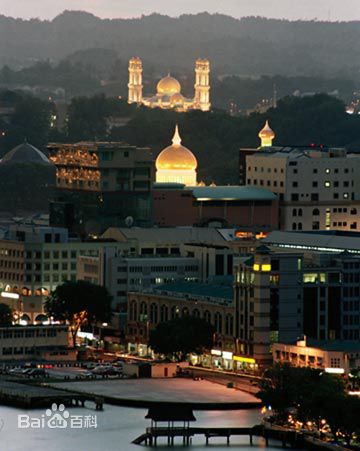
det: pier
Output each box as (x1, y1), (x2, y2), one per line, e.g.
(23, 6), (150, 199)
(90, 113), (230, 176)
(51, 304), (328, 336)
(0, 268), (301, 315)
(133, 406), (304, 447)
(0, 379), (104, 410)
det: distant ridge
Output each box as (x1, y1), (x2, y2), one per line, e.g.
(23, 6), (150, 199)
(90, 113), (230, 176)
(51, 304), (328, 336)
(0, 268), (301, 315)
(0, 11), (360, 77)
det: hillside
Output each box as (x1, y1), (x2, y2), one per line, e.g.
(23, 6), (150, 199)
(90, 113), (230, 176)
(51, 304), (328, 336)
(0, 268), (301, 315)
(1, 11), (360, 78)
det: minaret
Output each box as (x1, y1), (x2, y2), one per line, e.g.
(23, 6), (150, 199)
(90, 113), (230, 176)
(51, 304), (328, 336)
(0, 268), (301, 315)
(128, 57), (143, 104)
(194, 59), (211, 112)
(258, 120), (275, 147)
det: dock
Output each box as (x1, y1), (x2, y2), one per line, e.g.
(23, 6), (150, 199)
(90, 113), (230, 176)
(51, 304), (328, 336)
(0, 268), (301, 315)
(0, 379), (104, 410)
(133, 405), (304, 448)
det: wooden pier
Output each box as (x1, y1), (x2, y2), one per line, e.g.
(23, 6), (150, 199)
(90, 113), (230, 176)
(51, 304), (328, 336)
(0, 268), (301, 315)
(133, 406), (304, 448)
(0, 379), (104, 410)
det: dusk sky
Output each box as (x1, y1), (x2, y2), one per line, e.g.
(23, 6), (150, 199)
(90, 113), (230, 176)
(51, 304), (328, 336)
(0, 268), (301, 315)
(1, 0), (360, 21)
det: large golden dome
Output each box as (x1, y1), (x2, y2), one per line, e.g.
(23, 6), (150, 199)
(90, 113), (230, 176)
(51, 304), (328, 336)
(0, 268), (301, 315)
(156, 125), (197, 171)
(157, 75), (181, 96)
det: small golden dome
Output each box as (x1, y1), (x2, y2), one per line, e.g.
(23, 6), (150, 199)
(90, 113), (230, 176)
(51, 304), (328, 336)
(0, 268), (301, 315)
(258, 120), (275, 147)
(258, 120), (275, 140)
(157, 75), (181, 95)
(156, 125), (197, 171)
(170, 93), (184, 104)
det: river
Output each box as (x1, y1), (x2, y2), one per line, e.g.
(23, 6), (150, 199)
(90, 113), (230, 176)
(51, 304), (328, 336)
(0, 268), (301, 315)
(0, 404), (281, 451)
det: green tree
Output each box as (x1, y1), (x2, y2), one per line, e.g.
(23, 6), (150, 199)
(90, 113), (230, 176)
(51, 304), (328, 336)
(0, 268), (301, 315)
(45, 280), (112, 348)
(0, 303), (13, 326)
(149, 315), (214, 360)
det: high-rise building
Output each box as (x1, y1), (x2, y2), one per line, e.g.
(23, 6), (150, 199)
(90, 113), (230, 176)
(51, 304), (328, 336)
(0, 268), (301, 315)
(48, 141), (154, 233)
(234, 244), (360, 366)
(128, 57), (211, 112)
(241, 122), (360, 232)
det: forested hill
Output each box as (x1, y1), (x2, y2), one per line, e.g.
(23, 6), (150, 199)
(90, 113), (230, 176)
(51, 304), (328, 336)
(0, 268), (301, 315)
(1, 11), (360, 78)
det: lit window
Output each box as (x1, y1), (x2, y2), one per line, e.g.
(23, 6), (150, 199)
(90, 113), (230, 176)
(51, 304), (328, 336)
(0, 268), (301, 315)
(344, 193), (349, 199)
(325, 168), (330, 174)
(324, 181), (331, 187)
(253, 264), (260, 272)
(261, 264), (272, 272)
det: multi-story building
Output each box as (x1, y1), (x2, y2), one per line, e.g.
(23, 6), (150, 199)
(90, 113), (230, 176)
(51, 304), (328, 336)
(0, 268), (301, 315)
(0, 325), (74, 361)
(78, 233), (237, 313)
(234, 245), (360, 366)
(273, 337), (360, 373)
(48, 141), (154, 233)
(0, 225), (132, 321)
(245, 146), (360, 232)
(126, 282), (234, 359)
(152, 184), (279, 228)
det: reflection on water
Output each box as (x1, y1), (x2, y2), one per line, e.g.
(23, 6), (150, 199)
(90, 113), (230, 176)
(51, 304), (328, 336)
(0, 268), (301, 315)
(0, 405), (283, 451)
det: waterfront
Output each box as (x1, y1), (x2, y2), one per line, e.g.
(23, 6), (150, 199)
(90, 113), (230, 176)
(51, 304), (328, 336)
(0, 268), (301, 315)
(0, 404), (274, 451)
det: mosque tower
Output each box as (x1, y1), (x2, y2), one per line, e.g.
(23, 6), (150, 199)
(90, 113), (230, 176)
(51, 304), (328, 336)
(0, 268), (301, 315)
(258, 120), (275, 147)
(128, 57), (143, 104)
(156, 125), (197, 186)
(194, 59), (211, 112)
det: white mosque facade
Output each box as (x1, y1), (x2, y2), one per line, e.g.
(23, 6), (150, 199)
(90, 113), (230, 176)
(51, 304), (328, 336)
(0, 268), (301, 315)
(128, 57), (211, 112)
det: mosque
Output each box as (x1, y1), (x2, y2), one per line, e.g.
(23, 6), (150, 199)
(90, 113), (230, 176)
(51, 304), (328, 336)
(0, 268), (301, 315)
(128, 57), (211, 112)
(155, 121), (274, 187)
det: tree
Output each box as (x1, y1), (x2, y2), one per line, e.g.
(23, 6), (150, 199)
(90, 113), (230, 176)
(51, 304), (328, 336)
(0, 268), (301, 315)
(149, 315), (214, 360)
(45, 280), (112, 348)
(0, 303), (13, 326)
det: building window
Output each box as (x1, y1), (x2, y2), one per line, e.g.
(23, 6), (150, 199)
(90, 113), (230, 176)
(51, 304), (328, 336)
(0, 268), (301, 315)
(312, 208), (320, 216)
(292, 209), (297, 217)
(324, 181), (331, 188)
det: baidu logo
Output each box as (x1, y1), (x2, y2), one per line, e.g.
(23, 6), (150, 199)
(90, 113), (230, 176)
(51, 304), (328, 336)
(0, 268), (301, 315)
(18, 403), (97, 429)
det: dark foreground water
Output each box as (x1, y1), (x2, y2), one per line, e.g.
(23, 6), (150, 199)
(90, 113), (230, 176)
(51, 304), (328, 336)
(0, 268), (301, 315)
(0, 404), (283, 451)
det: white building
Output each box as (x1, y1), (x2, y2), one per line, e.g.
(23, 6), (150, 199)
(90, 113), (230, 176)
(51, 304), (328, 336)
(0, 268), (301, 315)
(246, 146), (360, 232)
(273, 337), (360, 373)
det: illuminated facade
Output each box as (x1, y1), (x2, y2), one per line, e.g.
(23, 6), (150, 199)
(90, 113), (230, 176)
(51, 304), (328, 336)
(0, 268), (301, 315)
(241, 123), (360, 232)
(128, 57), (211, 112)
(234, 246), (360, 366)
(155, 126), (197, 186)
(48, 141), (155, 232)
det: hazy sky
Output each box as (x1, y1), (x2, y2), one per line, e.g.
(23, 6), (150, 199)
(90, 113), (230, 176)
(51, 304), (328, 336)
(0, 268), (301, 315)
(0, 0), (360, 21)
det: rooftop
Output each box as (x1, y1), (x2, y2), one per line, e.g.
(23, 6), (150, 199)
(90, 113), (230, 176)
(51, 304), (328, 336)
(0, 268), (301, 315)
(190, 186), (277, 201)
(154, 281), (233, 302)
(263, 230), (360, 254)
(102, 227), (227, 245)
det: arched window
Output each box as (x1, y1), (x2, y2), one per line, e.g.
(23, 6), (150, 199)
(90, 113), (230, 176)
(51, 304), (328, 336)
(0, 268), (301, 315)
(225, 314), (234, 336)
(160, 305), (168, 323)
(182, 307), (189, 316)
(192, 309), (200, 318)
(130, 300), (137, 321)
(214, 312), (222, 334)
(204, 310), (211, 323)
(312, 208), (320, 216)
(140, 302), (148, 321)
(292, 209), (297, 217)
(292, 223), (297, 230)
(298, 209), (303, 217)
(298, 222), (303, 231)
(150, 303), (158, 324)
(171, 306), (180, 319)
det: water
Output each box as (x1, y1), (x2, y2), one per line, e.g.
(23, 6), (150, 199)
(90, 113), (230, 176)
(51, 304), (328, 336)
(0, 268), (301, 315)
(0, 404), (283, 451)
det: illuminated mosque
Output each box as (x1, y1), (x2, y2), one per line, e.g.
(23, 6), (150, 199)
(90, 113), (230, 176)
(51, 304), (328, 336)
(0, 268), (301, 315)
(156, 125), (197, 186)
(128, 57), (211, 112)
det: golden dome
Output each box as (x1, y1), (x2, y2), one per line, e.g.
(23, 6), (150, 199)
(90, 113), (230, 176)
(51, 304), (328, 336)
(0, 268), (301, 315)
(258, 120), (275, 147)
(170, 93), (184, 104)
(156, 125), (197, 171)
(157, 75), (181, 95)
